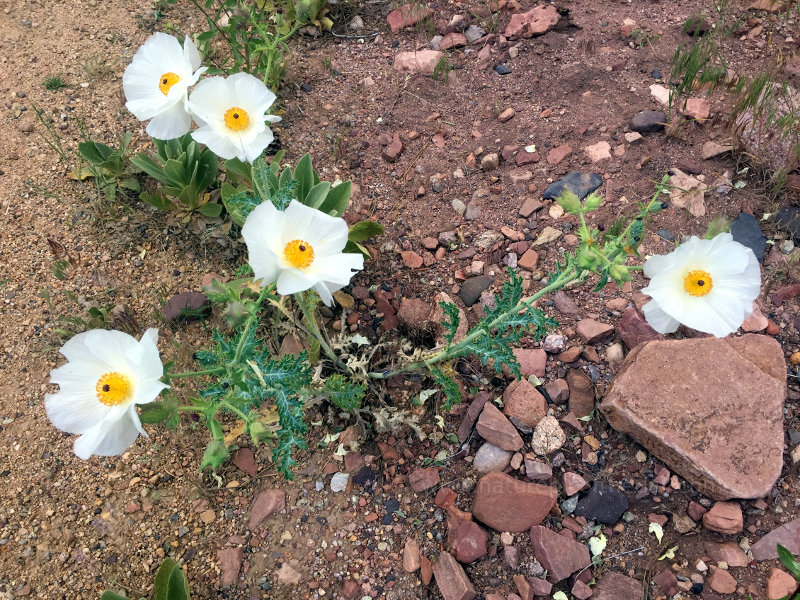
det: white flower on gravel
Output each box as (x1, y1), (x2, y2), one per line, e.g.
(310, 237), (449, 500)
(45, 329), (169, 459)
(123, 33), (206, 140)
(242, 200), (363, 306)
(641, 232), (760, 337)
(187, 72), (281, 162)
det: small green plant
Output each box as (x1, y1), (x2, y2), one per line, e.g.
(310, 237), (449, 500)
(629, 28), (662, 49)
(77, 132), (141, 202)
(43, 75), (68, 91)
(171, 0), (330, 89)
(432, 56), (452, 82)
(101, 557), (189, 600)
(130, 134), (220, 220)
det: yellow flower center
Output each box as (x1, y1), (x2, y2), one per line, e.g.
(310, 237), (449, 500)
(224, 107), (250, 132)
(95, 372), (133, 407)
(283, 239), (315, 270)
(158, 72), (181, 96)
(683, 269), (713, 297)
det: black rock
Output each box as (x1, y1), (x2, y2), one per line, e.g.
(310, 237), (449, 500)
(776, 206), (800, 242)
(730, 212), (766, 262)
(574, 481), (629, 525)
(630, 110), (666, 133)
(161, 292), (211, 323)
(508, 415), (533, 437)
(652, 69), (662, 79)
(543, 172), (603, 202)
(459, 275), (493, 307)
(353, 465), (377, 489)
(384, 498), (400, 514)
(656, 229), (675, 242)
(494, 64), (512, 75)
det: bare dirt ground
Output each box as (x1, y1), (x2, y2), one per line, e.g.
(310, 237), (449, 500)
(1, 0), (800, 598)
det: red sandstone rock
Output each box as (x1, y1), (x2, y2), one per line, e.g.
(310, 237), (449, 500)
(703, 501), (744, 534)
(504, 5), (559, 39)
(472, 472), (557, 533)
(600, 335), (785, 500)
(529, 525), (591, 583)
(433, 551), (476, 600)
(476, 403), (524, 451)
(503, 379), (547, 427)
(248, 489), (285, 529)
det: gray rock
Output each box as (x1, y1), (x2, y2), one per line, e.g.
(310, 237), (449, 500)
(730, 212), (766, 262)
(574, 481), (629, 525)
(630, 110), (667, 133)
(330, 472), (350, 492)
(776, 206), (800, 243)
(465, 25), (486, 43)
(543, 172), (603, 202)
(459, 275), (493, 306)
(473, 442), (513, 473)
(451, 199), (466, 216)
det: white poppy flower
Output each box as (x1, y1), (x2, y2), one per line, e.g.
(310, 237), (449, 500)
(123, 33), (206, 140)
(641, 233), (761, 337)
(241, 200), (363, 306)
(45, 329), (169, 459)
(188, 72), (281, 163)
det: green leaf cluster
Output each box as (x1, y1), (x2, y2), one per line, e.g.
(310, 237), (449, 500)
(77, 132), (140, 201)
(101, 558), (189, 600)
(323, 374), (366, 412)
(130, 135), (220, 219)
(195, 328), (313, 479)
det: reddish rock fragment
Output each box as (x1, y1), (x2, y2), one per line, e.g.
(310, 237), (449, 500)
(703, 541), (750, 567)
(457, 392), (492, 442)
(248, 489), (285, 530)
(576, 319), (614, 343)
(592, 572), (642, 600)
(476, 403), (524, 451)
(393, 50), (443, 74)
(752, 517), (800, 561)
(767, 568), (799, 599)
(547, 145), (573, 166)
(503, 379), (546, 428)
(652, 570), (679, 596)
(618, 307), (664, 350)
(232, 448), (258, 477)
(563, 472), (589, 496)
(382, 132), (404, 162)
(409, 468), (441, 492)
(566, 369), (595, 418)
(529, 525), (591, 583)
(601, 335), (785, 500)
(530, 578), (552, 596)
(218, 547), (243, 586)
(387, 3), (433, 32)
(472, 472), (557, 532)
(688, 501), (707, 521)
(433, 551), (476, 600)
(421, 555), (433, 585)
(403, 538), (421, 572)
(450, 520), (488, 563)
(703, 501), (743, 534)
(708, 565), (737, 594)
(504, 4), (559, 39)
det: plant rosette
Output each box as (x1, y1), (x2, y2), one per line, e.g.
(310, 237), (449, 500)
(188, 72), (281, 162)
(123, 33), (206, 140)
(641, 232), (760, 337)
(242, 199), (363, 305)
(45, 329), (168, 459)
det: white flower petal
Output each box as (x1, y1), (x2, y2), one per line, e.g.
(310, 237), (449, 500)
(642, 300), (681, 334)
(277, 269), (316, 295)
(191, 125), (241, 160)
(73, 409), (142, 459)
(145, 101), (192, 140)
(45, 388), (108, 434)
(310, 253), (364, 286)
(283, 201), (349, 256)
(313, 281), (335, 306)
(183, 36), (203, 72)
(242, 202), (283, 284)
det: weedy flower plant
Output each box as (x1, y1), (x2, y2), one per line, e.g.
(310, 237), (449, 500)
(46, 31), (765, 482)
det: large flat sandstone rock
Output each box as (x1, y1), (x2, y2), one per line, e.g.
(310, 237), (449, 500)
(600, 335), (784, 500)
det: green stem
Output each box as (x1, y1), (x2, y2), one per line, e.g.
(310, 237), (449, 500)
(164, 367), (225, 381)
(370, 267), (580, 379)
(295, 291), (347, 370)
(177, 405), (204, 412)
(231, 285), (271, 366)
(222, 401), (250, 423)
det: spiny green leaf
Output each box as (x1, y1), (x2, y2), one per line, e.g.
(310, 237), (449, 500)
(430, 367), (462, 411)
(324, 374), (366, 412)
(439, 301), (461, 346)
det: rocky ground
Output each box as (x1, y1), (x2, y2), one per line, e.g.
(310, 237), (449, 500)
(1, 0), (800, 599)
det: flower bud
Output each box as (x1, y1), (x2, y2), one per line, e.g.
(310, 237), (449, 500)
(200, 440), (230, 473)
(610, 264), (632, 284)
